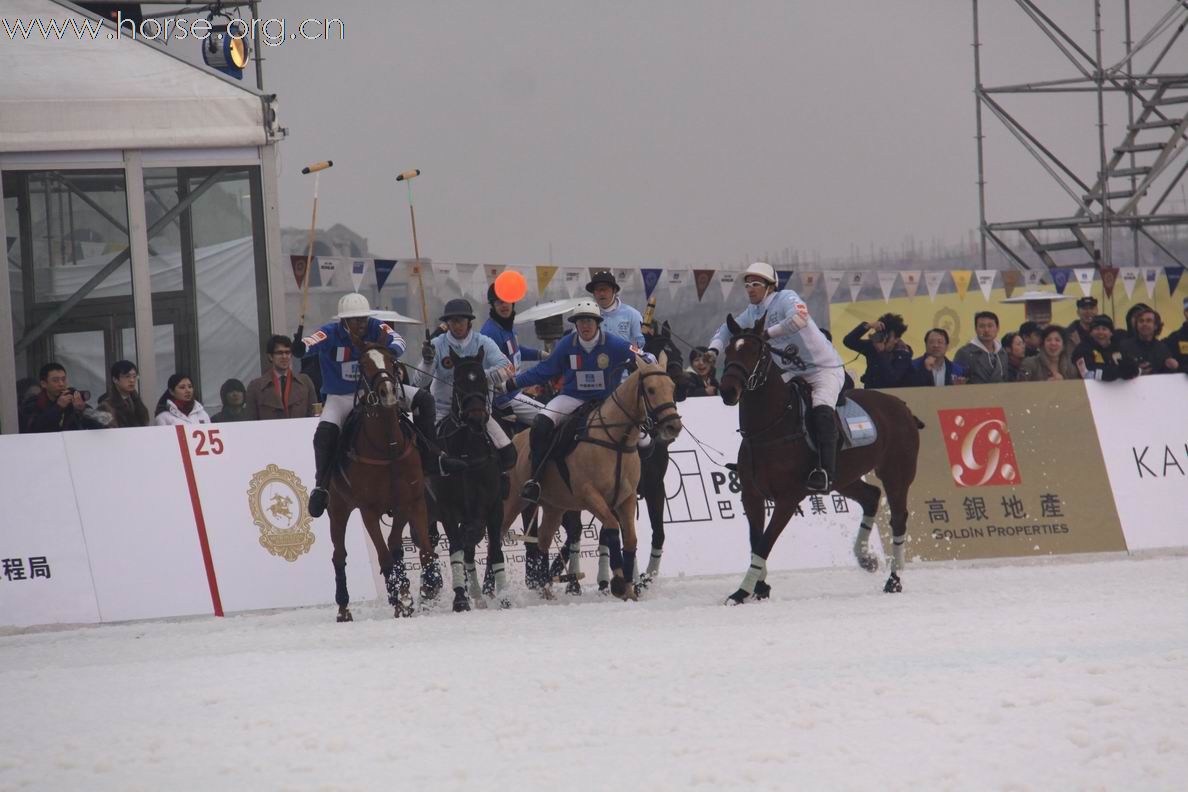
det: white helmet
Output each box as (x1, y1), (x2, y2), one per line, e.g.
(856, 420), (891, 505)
(743, 262), (777, 285)
(334, 292), (373, 319)
(567, 298), (604, 324)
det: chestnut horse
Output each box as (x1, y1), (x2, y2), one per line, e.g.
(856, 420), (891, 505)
(717, 312), (923, 604)
(327, 344), (438, 621)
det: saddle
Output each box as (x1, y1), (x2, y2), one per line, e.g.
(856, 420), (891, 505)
(544, 399), (604, 490)
(788, 378), (878, 452)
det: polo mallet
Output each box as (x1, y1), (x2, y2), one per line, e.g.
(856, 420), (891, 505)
(295, 160), (333, 338)
(396, 168), (429, 330)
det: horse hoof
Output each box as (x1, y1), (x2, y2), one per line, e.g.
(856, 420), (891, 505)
(857, 554), (879, 573)
(753, 580), (771, 600)
(539, 586), (556, 601)
(420, 584), (442, 601)
(636, 573), (653, 591)
(336, 609), (353, 623)
(565, 580), (582, 596)
(610, 577), (627, 597)
(499, 597), (513, 610)
(724, 589), (750, 606)
(452, 598), (471, 613)
(883, 572), (902, 594)
(597, 580), (610, 596)
(548, 555), (566, 579)
(395, 596), (415, 618)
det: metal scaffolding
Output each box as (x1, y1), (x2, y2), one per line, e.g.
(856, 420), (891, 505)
(973, 0), (1188, 273)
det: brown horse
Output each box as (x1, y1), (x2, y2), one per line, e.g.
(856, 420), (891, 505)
(717, 312), (922, 604)
(327, 344), (438, 621)
(501, 356), (683, 600)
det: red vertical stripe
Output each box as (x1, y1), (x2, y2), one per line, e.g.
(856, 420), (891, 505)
(175, 425), (224, 617)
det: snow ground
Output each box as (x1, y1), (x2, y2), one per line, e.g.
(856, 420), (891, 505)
(2, 554), (1186, 792)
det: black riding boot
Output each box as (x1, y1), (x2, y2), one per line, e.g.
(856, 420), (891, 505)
(807, 405), (838, 493)
(497, 443), (518, 500)
(307, 422), (340, 518)
(520, 414), (554, 504)
(412, 389), (465, 476)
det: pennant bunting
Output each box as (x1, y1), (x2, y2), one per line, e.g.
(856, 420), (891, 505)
(536, 265), (558, 295)
(1073, 268), (1095, 297)
(641, 268), (663, 299)
(798, 272), (820, 299)
(691, 269), (714, 302)
(1165, 267), (1184, 297)
(350, 259), (368, 293)
(900, 270), (921, 299)
(876, 271), (899, 302)
(1024, 270), (1044, 287)
(432, 262), (458, 292)
(1119, 267), (1139, 299)
(846, 271), (865, 303)
(317, 256), (343, 288)
(290, 255), (310, 288)
(374, 259), (397, 292)
(561, 268), (585, 298)
(1142, 266), (1159, 299)
(974, 269), (996, 302)
(776, 270), (794, 292)
(924, 270), (946, 302)
(716, 270), (738, 301)
(485, 264), (505, 284)
(664, 269), (688, 299)
(1001, 270), (1021, 298)
(613, 268), (637, 292)
(950, 269), (972, 300)
(823, 271), (845, 302)
(1052, 268), (1071, 294)
(1100, 266), (1119, 299)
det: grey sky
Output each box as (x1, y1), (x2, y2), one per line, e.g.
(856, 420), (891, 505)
(261, 1), (1187, 268)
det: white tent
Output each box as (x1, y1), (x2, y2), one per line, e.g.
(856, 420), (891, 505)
(0, 0), (272, 152)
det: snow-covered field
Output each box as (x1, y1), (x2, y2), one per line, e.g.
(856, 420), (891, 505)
(3, 554), (1186, 791)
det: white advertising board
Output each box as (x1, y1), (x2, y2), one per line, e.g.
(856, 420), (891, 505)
(0, 434), (100, 628)
(1086, 375), (1188, 551)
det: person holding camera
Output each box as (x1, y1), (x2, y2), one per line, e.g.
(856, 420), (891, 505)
(21, 362), (103, 433)
(842, 313), (914, 389)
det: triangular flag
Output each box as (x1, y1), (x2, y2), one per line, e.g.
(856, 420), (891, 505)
(641, 268), (663, 299)
(1120, 267), (1139, 299)
(432, 262), (458, 291)
(900, 270), (921, 299)
(374, 259), (397, 292)
(877, 271), (899, 302)
(846, 271), (865, 303)
(613, 268), (637, 292)
(1002, 270), (1021, 298)
(1166, 267), (1185, 297)
(536, 266), (558, 295)
(664, 269), (688, 299)
(561, 268), (585, 298)
(716, 270), (738, 301)
(350, 258), (369, 293)
(924, 271), (946, 302)
(1052, 268), (1071, 294)
(974, 269), (996, 301)
(1100, 266), (1119, 299)
(1074, 268), (1095, 297)
(823, 271), (845, 302)
(456, 263), (483, 301)
(290, 255), (310, 288)
(689, 269), (712, 302)
(1142, 266), (1159, 299)
(1024, 270), (1044, 287)
(485, 264), (505, 284)
(776, 270), (794, 292)
(317, 256), (343, 288)
(951, 269), (972, 300)
(799, 272), (820, 299)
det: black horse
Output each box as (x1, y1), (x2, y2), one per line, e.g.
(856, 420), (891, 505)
(432, 348), (513, 611)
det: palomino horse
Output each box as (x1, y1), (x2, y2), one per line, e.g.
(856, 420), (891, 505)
(432, 348), (512, 612)
(717, 312), (923, 604)
(327, 344), (439, 621)
(501, 356), (683, 600)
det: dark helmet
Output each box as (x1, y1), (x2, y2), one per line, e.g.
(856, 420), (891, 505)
(585, 270), (620, 294)
(487, 283), (499, 304)
(439, 298), (476, 322)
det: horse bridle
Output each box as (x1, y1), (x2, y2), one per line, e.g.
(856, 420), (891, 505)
(449, 365), (490, 429)
(604, 367), (680, 442)
(722, 332), (773, 392)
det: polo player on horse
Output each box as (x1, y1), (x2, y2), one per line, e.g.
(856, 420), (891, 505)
(705, 262), (846, 492)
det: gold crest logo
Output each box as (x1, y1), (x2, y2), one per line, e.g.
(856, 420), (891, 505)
(247, 464), (315, 562)
(597, 353), (610, 369)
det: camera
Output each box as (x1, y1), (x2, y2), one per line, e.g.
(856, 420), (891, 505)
(66, 387), (91, 402)
(871, 331), (887, 343)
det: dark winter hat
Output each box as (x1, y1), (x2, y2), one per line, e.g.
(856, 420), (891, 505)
(439, 298), (476, 321)
(1076, 296), (1099, 309)
(585, 270), (620, 293)
(487, 283), (499, 305)
(1089, 315), (1114, 330)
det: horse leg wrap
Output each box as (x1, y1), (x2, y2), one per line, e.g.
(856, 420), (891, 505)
(597, 545), (611, 584)
(568, 541), (582, 575)
(333, 559), (349, 608)
(890, 535), (906, 573)
(492, 562), (508, 595)
(420, 555), (443, 597)
(465, 561), (483, 600)
(392, 557), (410, 590)
(384, 567), (404, 607)
(854, 517), (874, 556)
(646, 547), (663, 577)
(525, 544), (547, 589)
(622, 548), (637, 586)
(740, 554), (767, 595)
(449, 550), (466, 592)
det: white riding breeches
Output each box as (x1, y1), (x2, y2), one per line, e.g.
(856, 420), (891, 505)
(486, 416), (511, 449)
(504, 392), (545, 425)
(782, 366), (846, 409)
(319, 393), (355, 427)
(541, 394), (585, 426)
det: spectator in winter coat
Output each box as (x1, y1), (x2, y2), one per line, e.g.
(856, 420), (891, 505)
(909, 328), (966, 386)
(153, 373), (212, 426)
(1163, 297), (1188, 371)
(842, 313), (914, 389)
(97, 360), (151, 428)
(1019, 326), (1078, 382)
(21, 362), (101, 433)
(1001, 332), (1026, 382)
(245, 335), (319, 420)
(211, 379), (251, 422)
(684, 346), (720, 397)
(953, 311), (1008, 384)
(1072, 316), (1139, 382)
(1120, 308), (1179, 375)
(1019, 321), (1043, 357)
(1069, 297), (1099, 343)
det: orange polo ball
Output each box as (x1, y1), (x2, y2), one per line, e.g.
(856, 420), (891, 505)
(494, 270), (528, 303)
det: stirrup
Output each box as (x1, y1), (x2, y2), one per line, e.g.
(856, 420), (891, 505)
(805, 467), (831, 493)
(308, 486), (329, 518)
(520, 478), (541, 504)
